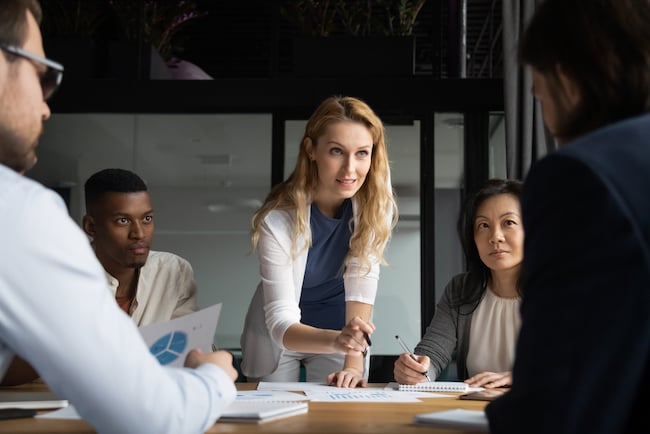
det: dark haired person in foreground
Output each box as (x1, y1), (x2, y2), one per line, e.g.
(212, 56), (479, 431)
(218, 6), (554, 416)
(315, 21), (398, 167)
(84, 168), (198, 326)
(486, 1), (650, 433)
(0, 1), (237, 432)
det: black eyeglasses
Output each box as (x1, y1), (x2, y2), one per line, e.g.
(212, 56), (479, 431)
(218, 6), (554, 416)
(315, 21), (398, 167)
(1, 44), (64, 101)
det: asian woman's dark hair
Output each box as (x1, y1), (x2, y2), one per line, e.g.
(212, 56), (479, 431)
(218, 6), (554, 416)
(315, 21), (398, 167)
(449, 178), (524, 311)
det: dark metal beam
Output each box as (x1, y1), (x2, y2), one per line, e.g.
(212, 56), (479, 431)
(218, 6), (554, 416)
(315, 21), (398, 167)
(49, 78), (503, 114)
(420, 114), (436, 336)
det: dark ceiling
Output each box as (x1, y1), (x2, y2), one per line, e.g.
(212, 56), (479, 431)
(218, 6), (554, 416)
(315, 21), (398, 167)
(180, 0), (502, 79)
(41, 0), (502, 81)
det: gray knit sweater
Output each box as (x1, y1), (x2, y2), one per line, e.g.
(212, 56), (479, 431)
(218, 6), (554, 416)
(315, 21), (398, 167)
(414, 272), (482, 381)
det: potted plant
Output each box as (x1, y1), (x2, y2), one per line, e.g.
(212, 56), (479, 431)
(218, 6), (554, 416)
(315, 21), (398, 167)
(40, 0), (110, 79)
(283, 0), (426, 77)
(107, 0), (206, 62)
(107, 0), (209, 79)
(377, 0), (426, 36)
(40, 0), (209, 80)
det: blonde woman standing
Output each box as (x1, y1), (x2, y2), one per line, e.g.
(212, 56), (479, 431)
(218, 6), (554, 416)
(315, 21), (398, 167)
(241, 96), (397, 388)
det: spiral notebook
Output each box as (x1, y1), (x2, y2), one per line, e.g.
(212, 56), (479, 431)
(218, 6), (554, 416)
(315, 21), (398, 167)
(397, 381), (472, 392)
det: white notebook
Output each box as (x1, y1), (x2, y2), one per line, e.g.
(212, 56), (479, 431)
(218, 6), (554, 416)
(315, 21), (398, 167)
(397, 381), (471, 392)
(413, 409), (489, 431)
(218, 401), (308, 423)
(0, 392), (68, 410)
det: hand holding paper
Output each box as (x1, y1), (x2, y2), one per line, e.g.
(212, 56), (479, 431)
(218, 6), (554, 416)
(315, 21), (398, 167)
(185, 349), (238, 381)
(139, 303), (222, 368)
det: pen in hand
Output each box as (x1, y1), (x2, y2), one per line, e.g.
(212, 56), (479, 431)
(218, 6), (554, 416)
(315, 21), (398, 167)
(395, 335), (432, 381)
(362, 332), (372, 357)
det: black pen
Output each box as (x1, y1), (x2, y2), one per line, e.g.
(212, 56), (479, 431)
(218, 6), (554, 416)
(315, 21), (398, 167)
(362, 332), (372, 357)
(395, 335), (432, 381)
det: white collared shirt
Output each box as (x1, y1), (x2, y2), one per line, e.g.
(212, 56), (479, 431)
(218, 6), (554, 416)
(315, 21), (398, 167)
(104, 251), (198, 326)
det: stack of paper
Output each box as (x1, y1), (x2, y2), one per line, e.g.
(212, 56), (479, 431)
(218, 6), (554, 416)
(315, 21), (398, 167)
(218, 390), (308, 424)
(219, 401), (308, 423)
(0, 392), (68, 410)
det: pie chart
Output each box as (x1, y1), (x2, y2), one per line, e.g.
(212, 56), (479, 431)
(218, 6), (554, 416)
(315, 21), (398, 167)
(149, 331), (188, 365)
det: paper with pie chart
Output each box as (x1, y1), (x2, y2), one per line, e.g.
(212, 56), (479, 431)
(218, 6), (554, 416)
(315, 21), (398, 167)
(139, 303), (222, 367)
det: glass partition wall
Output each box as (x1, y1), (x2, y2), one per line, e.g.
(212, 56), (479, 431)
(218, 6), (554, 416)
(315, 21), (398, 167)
(28, 111), (504, 359)
(29, 113), (270, 350)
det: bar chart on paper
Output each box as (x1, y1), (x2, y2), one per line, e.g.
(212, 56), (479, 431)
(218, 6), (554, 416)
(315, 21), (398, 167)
(305, 390), (421, 403)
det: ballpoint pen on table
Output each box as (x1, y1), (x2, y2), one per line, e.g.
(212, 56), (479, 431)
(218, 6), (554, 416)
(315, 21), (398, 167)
(395, 335), (432, 381)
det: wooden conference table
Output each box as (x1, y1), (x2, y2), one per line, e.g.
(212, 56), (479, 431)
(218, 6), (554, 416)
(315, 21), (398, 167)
(0, 382), (491, 434)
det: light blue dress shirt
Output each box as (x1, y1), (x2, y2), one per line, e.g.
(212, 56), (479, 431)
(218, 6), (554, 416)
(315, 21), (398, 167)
(0, 164), (235, 434)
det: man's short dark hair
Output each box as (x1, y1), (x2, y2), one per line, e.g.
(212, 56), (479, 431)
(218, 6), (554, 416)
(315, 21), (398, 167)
(519, 0), (650, 139)
(84, 168), (148, 214)
(0, 0), (42, 48)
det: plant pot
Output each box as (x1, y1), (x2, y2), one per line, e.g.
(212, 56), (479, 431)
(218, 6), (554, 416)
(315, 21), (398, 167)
(292, 36), (415, 77)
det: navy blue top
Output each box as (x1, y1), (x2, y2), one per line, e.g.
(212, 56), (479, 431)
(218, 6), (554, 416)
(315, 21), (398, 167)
(299, 199), (353, 330)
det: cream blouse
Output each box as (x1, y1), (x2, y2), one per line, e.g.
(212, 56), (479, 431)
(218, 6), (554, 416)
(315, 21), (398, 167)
(465, 287), (522, 376)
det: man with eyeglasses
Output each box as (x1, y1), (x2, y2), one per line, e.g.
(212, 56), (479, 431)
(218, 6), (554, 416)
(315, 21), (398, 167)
(0, 2), (237, 433)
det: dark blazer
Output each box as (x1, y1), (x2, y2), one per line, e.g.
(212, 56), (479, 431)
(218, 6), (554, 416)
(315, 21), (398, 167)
(486, 113), (650, 434)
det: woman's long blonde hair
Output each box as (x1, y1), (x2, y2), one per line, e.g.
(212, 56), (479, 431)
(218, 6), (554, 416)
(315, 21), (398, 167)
(251, 95), (398, 271)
